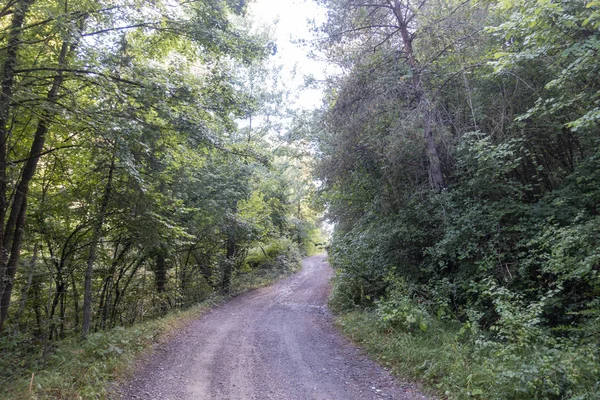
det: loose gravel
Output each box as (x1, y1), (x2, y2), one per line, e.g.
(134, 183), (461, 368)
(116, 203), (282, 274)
(118, 255), (431, 400)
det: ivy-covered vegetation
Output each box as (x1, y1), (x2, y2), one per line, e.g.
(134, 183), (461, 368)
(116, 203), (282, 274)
(0, 0), (323, 394)
(315, 0), (600, 398)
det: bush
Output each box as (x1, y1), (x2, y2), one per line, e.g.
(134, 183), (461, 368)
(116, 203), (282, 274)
(328, 272), (368, 312)
(243, 238), (302, 272)
(335, 306), (600, 400)
(375, 282), (430, 333)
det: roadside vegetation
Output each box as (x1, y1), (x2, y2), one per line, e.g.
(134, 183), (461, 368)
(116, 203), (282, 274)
(314, 0), (600, 398)
(2, 249), (302, 399)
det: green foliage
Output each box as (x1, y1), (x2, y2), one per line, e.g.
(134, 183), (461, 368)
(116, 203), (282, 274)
(336, 309), (490, 399)
(0, 300), (217, 399)
(336, 306), (600, 400)
(491, 0), (600, 134)
(243, 238), (302, 272)
(0, 254), (301, 400)
(375, 281), (430, 333)
(0, 1), (324, 396)
(317, 0), (600, 397)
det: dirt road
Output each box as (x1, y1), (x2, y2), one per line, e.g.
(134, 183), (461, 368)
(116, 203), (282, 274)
(119, 255), (430, 400)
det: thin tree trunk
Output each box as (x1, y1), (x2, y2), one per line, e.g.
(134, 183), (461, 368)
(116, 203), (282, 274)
(32, 277), (42, 336)
(42, 266), (53, 359)
(49, 276), (64, 341)
(100, 241), (128, 329)
(0, 16), (85, 330)
(0, 0), (34, 334)
(15, 243), (37, 327)
(110, 254), (145, 326)
(154, 252), (168, 314)
(222, 233), (236, 292)
(82, 156), (115, 336)
(95, 276), (109, 331)
(59, 285), (65, 338)
(222, 200), (238, 292)
(0, 192), (28, 331)
(0, 0), (33, 240)
(71, 271), (79, 330)
(423, 110), (445, 189)
(297, 203), (302, 246)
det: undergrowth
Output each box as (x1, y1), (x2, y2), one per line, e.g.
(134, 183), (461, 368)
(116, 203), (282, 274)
(335, 306), (600, 400)
(0, 257), (299, 400)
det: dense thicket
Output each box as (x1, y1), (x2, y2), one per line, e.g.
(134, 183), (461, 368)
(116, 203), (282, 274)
(0, 0), (322, 375)
(315, 0), (599, 397)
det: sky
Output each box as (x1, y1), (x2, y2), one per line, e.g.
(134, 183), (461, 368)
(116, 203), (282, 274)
(248, 0), (328, 109)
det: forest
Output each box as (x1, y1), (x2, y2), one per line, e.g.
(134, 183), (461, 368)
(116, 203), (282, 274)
(1, 0), (599, 398)
(315, 0), (600, 398)
(0, 0), (323, 396)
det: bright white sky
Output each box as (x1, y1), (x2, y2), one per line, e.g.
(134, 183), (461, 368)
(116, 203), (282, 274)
(248, 0), (328, 109)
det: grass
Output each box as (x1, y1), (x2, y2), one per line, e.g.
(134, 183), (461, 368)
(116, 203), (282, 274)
(335, 309), (600, 399)
(1, 265), (297, 400)
(335, 310), (489, 399)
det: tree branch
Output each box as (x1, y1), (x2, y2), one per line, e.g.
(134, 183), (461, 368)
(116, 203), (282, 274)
(373, 28), (401, 50)
(9, 145), (80, 164)
(82, 23), (155, 37)
(13, 68), (144, 87)
(332, 24), (400, 39)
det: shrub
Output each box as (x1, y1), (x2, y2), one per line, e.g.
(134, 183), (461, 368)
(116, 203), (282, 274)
(243, 238), (302, 272)
(375, 280), (430, 333)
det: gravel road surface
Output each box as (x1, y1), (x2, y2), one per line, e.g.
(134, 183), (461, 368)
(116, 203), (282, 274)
(119, 255), (430, 400)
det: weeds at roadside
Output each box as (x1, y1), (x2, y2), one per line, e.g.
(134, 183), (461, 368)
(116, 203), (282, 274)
(335, 309), (600, 399)
(0, 261), (298, 400)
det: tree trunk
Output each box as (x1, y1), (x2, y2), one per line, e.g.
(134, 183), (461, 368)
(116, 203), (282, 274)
(222, 200), (238, 292)
(222, 232), (236, 292)
(0, 0), (34, 334)
(391, 0), (446, 190)
(0, 0), (33, 249)
(154, 252), (168, 314)
(110, 254), (146, 326)
(71, 271), (79, 330)
(423, 110), (445, 190)
(15, 243), (37, 327)
(82, 156), (115, 336)
(0, 17), (84, 331)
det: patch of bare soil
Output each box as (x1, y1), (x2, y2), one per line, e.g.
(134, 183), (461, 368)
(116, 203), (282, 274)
(118, 255), (431, 400)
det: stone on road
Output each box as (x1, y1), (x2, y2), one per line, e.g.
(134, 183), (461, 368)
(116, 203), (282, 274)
(119, 255), (430, 400)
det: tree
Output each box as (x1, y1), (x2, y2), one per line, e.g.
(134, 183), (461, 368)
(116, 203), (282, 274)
(0, 0), (265, 334)
(317, 0), (487, 190)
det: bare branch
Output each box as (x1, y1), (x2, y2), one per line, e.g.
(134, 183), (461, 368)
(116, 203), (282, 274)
(82, 23), (154, 37)
(0, 0), (17, 20)
(349, 2), (393, 9)
(373, 28), (401, 50)
(429, 0), (472, 26)
(331, 24), (401, 39)
(421, 27), (484, 69)
(433, 62), (486, 98)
